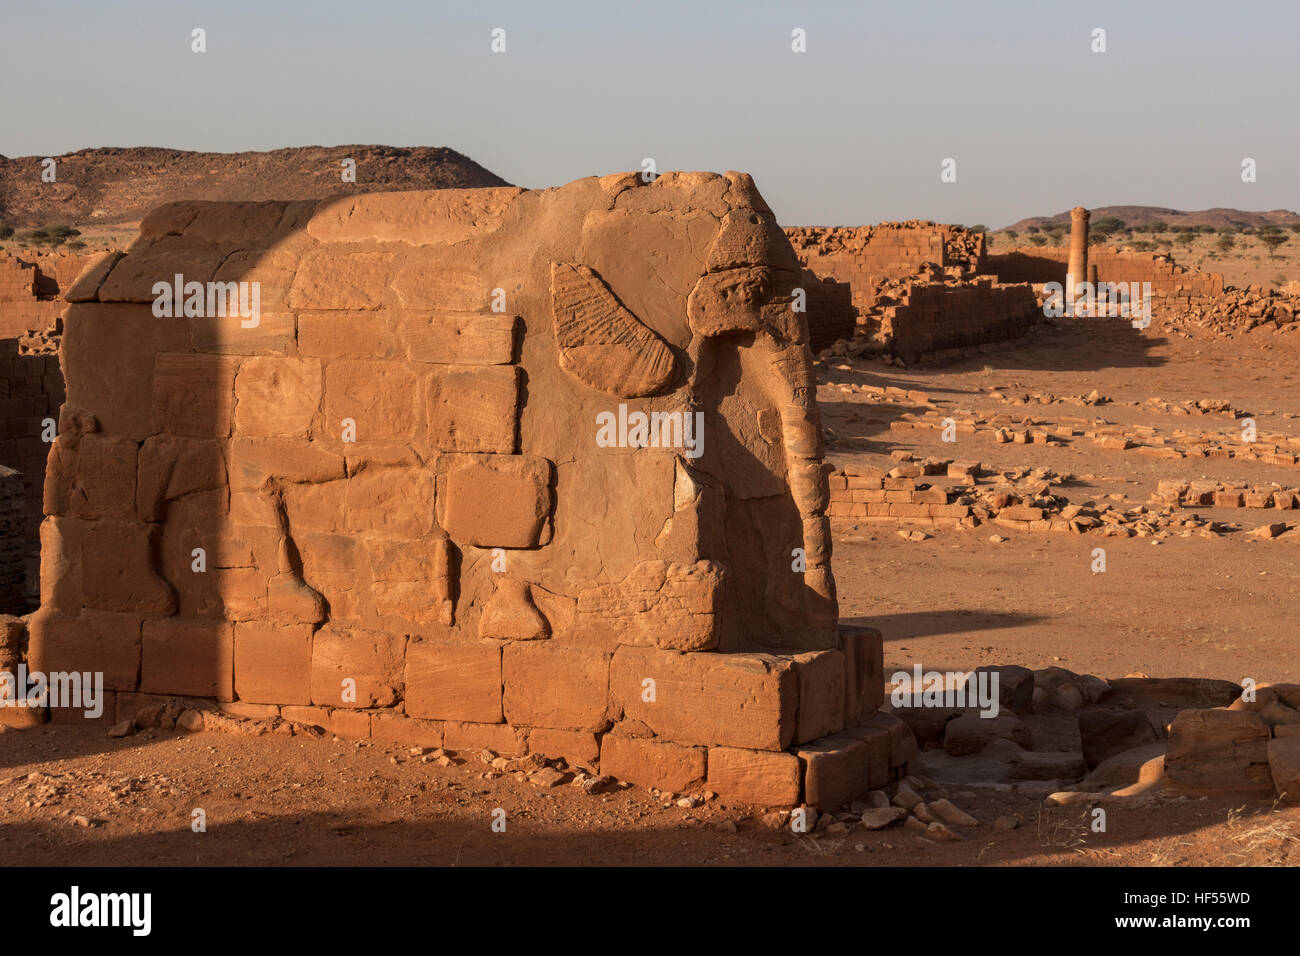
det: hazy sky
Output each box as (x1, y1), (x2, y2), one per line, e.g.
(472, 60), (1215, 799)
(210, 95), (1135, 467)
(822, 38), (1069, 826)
(3, 0), (1296, 227)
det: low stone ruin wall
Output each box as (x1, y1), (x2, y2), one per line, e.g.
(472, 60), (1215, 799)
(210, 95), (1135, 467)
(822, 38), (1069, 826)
(800, 270), (855, 353)
(879, 278), (1040, 363)
(986, 246), (1224, 298)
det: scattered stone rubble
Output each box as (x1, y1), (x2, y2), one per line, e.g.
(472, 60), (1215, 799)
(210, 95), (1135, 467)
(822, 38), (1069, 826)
(891, 666), (1300, 805)
(883, 404), (1300, 466)
(827, 460), (1286, 539)
(1166, 284), (1300, 337)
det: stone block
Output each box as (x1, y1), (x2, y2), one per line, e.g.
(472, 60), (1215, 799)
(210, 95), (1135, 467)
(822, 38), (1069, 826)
(796, 735), (870, 811)
(609, 646), (796, 751)
(309, 625), (405, 708)
(426, 365), (519, 453)
(599, 733), (706, 792)
(141, 618), (233, 700)
(792, 649), (846, 744)
(502, 642), (610, 732)
(234, 358), (322, 438)
(439, 455), (552, 548)
(405, 639), (502, 724)
(705, 746), (801, 806)
(233, 623), (314, 704)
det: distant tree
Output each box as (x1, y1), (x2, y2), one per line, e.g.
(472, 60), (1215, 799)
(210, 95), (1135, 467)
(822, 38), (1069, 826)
(1027, 225), (1040, 234)
(1131, 240), (1155, 252)
(1005, 229), (1019, 241)
(967, 224), (988, 234)
(1176, 231), (1196, 247)
(0, 225), (13, 240)
(1027, 234), (1049, 247)
(66, 239), (87, 252)
(1290, 224), (1300, 233)
(1217, 233), (1236, 252)
(1260, 229), (1289, 257)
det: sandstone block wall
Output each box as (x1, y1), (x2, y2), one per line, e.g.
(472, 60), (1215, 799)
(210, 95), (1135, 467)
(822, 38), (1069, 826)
(987, 247), (1224, 299)
(786, 224), (1037, 360)
(881, 277), (1040, 363)
(785, 222), (985, 291)
(0, 327), (63, 611)
(22, 173), (895, 807)
(0, 465), (25, 612)
(800, 270), (855, 353)
(0, 252), (93, 339)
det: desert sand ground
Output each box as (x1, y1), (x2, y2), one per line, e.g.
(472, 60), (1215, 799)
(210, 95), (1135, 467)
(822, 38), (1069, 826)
(1, 722), (1296, 867)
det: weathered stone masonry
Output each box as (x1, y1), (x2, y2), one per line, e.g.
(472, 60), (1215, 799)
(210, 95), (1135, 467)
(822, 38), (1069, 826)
(20, 172), (907, 807)
(786, 223), (1039, 362)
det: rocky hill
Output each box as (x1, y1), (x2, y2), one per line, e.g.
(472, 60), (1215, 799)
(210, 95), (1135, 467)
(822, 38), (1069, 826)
(1003, 205), (1300, 233)
(0, 145), (511, 228)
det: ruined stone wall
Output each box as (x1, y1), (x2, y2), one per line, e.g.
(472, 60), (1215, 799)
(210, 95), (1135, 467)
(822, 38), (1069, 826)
(987, 246), (1224, 299)
(785, 222), (985, 288)
(22, 173), (900, 808)
(785, 224), (1038, 360)
(799, 270), (855, 353)
(881, 278), (1041, 363)
(0, 252), (94, 338)
(0, 324), (63, 612)
(0, 251), (83, 611)
(0, 465), (25, 612)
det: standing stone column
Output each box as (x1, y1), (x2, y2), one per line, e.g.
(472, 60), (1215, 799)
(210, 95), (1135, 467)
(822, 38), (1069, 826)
(1066, 206), (1089, 314)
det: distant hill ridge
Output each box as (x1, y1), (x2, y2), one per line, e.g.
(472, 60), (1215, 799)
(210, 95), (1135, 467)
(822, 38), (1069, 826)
(0, 145), (511, 228)
(1003, 205), (1300, 233)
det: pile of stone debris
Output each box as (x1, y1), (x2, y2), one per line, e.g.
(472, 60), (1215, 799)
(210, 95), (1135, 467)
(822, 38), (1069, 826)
(1168, 284), (1300, 335)
(887, 666), (1300, 807)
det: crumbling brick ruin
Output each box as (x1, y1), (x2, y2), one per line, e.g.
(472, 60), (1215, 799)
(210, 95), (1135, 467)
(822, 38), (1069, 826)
(0, 252), (77, 612)
(786, 223), (1039, 363)
(0, 252), (94, 338)
(19, 171), (911, 807)
(986, 244), (1224, 303)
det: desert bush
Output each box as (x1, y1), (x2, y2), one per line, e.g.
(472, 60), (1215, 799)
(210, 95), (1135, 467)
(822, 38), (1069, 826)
(1260, 229), (1289, 257)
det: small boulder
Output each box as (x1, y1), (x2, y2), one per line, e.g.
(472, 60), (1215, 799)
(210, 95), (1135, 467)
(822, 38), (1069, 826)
(859, 806), (908, 830)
